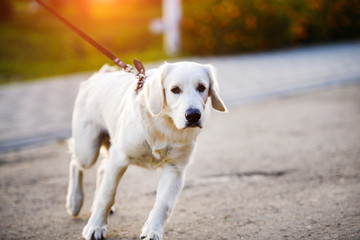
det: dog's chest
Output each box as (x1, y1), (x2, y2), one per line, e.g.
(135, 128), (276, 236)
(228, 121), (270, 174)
(127, 142), (174, 168)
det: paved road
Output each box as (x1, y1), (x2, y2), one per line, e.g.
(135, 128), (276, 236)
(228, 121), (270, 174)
(0, 42), (359, 152)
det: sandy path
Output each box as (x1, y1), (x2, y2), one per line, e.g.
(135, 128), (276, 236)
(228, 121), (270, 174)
(1, 83), (359, 239)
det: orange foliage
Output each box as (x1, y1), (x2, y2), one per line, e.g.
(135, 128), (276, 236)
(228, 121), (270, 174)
(182, 0), (360, 55)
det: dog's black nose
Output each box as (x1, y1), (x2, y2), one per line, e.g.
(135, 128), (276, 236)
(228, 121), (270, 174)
(185, 108), (201, 124)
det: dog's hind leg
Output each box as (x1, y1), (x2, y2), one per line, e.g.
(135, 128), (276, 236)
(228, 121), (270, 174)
(66, 156), (84, 217)
(66, 121), (104, 217)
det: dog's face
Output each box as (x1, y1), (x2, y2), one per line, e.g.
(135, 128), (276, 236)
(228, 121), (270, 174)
(144, 62), (227, 130)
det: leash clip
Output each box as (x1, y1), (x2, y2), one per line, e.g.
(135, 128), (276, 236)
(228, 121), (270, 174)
(136, 73), (146, 79)
(124, 64), (134, 73)
(133, 59), (147, 94)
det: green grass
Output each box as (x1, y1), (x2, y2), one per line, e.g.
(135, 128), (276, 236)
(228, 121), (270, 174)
(0, 1), (166, 84)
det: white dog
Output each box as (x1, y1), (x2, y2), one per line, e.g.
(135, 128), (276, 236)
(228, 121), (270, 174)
(66, 61), (226, 240)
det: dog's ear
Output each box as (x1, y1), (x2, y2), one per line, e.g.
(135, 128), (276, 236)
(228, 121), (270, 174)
(204, 65), (227, 112)
(144, 63), (168, 116)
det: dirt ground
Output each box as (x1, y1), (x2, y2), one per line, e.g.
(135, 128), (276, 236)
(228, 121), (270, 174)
(1, 83), (359, 240)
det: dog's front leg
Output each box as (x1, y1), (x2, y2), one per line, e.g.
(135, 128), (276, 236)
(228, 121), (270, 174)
(82, 147), (128, 240)
(140, 164), (185, 240)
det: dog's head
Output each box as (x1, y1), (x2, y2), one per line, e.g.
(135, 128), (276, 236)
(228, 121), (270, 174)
(143, 61), (227, 130)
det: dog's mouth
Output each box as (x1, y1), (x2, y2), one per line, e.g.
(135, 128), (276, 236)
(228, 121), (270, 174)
(184, 122), (202, 129)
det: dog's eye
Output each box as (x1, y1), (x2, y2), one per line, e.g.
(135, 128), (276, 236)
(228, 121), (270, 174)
(171, 86), (182, 94)
(197, 84), (206, 93)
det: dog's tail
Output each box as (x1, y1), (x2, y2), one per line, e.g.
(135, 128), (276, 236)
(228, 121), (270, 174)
(67, 137), (75, 155)
(85, 64), (120, 84)
(98, 64), (119, 73)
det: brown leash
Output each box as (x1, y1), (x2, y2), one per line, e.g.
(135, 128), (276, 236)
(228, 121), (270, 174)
(35, 0), (146, 93)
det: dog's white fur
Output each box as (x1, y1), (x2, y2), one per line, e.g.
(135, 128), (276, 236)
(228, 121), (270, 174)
(66, 61), (226, 240)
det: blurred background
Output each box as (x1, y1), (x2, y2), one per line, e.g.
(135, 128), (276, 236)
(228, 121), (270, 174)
(0, 0), (359, 84)
(1, 2), (360, 239)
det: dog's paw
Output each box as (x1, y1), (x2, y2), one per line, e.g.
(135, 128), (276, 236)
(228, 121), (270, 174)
(140, 228), (162, 240)
(82, 221), (107, 240)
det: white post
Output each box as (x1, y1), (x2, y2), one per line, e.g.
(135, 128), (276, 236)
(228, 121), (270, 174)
(163, 0), (181, 56)
(149, 0), (182, 56)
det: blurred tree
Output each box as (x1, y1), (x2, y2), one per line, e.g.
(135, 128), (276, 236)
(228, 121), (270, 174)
(181, 0), (360, 55)
(0, 0), (13, 22)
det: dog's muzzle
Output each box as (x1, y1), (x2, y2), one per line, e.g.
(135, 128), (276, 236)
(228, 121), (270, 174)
(185, 108), (202, 128)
